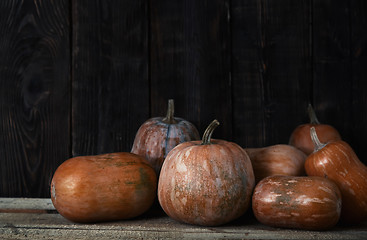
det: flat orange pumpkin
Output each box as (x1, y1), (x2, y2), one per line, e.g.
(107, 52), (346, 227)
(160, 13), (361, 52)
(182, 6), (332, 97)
(51, 152), (157, 223)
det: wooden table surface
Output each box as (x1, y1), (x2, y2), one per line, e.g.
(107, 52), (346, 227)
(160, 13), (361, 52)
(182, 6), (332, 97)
(0, 198), (366, 240)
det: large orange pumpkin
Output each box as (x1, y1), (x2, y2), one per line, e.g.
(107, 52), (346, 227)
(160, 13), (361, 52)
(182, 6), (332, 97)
(50, 152), (157, 223)
(158, 120), (255, 226)
(131, 99), (200, 175)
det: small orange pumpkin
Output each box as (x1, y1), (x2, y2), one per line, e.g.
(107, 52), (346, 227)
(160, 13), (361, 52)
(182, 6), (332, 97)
(245, 144), (307, 183)
(50, 152), (157, 223)
(158, 120), (255, 226)
(131, 99), (200, 175)
(289, 104), (341, 155)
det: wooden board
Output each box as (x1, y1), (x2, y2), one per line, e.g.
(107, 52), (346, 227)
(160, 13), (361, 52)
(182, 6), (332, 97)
(71, 0), (149, 156)
(1, 198), (367, 240)
(231, 0), (312, 148)
(312, 0), (352, 142)
(150, 0), (232, 139)
(0, 0), (70, 197)
(349, 0), (367, 162)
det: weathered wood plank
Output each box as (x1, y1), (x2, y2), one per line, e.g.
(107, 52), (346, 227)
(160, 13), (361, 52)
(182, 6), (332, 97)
(0, 198), (54, 211)
(149, 0), (232, 139)
(312, 0), (352, 144)
(231, 0), (312, 148)
(72, 0), (149, 156)
(231, 0), (266, 148)
(350, 0), (367, 164)
(0, 1), (70, 197)
(0, 198), (366, 240)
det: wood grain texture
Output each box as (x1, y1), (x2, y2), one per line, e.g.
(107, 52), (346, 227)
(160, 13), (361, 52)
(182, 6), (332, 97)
(150, 0), (232, 140)
(1, 198), (367, 240)
(312, 0), (352, 142)
(231, 0), (312, 148)
(0, 0), (70, 197)
(72, 0), (149, 156)
(350, 0), (367, 162)
(231, 0), (266, 148)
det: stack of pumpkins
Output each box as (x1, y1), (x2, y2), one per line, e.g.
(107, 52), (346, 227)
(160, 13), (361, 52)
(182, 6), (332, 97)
(50, 100), (367, 230)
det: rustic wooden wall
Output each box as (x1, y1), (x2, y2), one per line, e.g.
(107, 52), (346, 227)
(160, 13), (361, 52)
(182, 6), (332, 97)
(1, 0), (366, 197)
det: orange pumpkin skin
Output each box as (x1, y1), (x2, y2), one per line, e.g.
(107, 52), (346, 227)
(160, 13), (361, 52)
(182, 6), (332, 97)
(245, 144), (307, 183)
(252, 175), (341, 230)
(158, 139), (255, 226)
(305, 140), (367, 224)
(289, 124), (341, 155)
(50, 152), (157, 223)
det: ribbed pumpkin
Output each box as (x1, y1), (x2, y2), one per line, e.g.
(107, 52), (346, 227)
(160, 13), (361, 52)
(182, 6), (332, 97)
(158, 120), (255, 226)
(131, 99), (200, 175)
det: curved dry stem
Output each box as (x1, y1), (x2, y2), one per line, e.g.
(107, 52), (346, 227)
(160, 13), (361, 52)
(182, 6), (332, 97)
(201, 119), (220, 145)
(310, 126), (326, 152)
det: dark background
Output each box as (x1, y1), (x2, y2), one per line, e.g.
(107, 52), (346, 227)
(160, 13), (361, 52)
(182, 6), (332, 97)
(1, 0), (366, 197)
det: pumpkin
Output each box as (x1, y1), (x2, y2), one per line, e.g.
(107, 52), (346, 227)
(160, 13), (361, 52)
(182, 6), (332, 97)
(131, 99), (200, 175)
(245, 144), (307, 183)
(50, 152), (157, 223)
(158, 120), (255, 226)
(252, 175), (342, 230)
(289, 104), (341, 155)
(305, 127), (367, 224)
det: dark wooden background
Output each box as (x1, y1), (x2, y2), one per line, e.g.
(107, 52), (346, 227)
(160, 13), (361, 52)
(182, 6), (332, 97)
(1, 0), (366, 198)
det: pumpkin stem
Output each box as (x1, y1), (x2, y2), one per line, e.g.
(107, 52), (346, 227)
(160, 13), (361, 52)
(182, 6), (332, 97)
(201, 119), (220, 145)
(162, 99), (177, 124)
(308, 104), (320, 124)
(310, 127), (326, 152)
